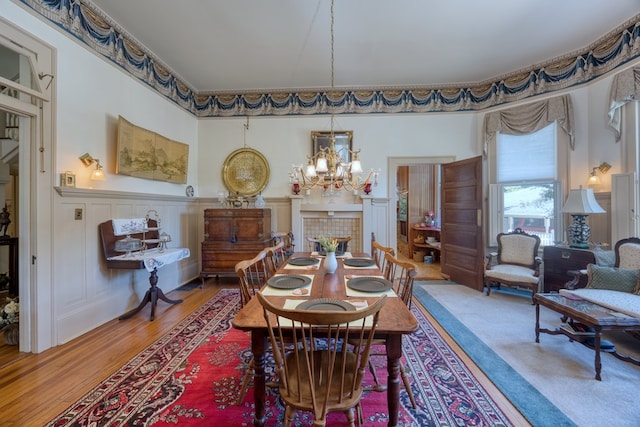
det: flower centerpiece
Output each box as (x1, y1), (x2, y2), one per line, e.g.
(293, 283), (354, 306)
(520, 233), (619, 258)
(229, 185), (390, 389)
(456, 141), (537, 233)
(317, 235), (338, 252)
(1, 297), (19, 345)
(317, 236), (339, 274)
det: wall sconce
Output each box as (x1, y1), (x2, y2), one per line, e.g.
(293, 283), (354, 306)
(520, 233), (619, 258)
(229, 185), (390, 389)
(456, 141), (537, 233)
(79, 152), (106, 181)
(587, 161), (611, 185)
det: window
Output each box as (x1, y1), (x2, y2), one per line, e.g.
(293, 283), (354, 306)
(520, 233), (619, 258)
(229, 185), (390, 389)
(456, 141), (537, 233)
(491, 123), (562, 247)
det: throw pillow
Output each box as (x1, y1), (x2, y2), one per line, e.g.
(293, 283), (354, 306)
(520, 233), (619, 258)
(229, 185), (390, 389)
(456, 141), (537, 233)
(586, 264), (639, 293)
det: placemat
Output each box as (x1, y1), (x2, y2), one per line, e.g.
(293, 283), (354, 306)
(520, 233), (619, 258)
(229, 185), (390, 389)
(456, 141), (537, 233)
(261, 274), (314, 296)
(345, 275), (397, 297)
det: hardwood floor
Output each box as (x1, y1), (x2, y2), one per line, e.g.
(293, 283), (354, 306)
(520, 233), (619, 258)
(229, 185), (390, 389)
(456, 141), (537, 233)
(396, 251), (443, 280)
(0, 277), (237, 426)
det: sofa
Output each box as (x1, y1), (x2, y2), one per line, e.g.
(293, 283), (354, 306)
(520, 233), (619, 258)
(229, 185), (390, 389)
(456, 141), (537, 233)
(560, 237), (640, 318)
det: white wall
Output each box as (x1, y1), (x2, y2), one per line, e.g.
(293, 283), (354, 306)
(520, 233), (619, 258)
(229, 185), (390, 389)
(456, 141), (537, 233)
(5, 0), (639, 349)
(4, 1), (201, 346)
(197, 113), (479, 199)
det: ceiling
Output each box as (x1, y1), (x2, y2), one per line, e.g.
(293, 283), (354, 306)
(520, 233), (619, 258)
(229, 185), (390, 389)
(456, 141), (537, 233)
(89, 0), (640, 94)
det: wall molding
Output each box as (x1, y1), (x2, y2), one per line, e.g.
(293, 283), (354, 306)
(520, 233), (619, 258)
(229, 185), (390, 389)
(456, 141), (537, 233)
(17, 1), (640, 117)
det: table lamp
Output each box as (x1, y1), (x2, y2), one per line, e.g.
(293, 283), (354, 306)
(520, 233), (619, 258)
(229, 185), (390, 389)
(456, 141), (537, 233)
(561, 187), (605, 248)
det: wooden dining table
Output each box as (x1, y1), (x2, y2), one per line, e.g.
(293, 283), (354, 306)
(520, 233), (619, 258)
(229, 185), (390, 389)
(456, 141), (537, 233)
(231, 252), (419, 427)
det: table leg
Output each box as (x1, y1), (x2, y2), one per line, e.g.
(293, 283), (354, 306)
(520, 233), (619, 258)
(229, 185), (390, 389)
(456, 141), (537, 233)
(118, 268), (183, 321)
(252, 330), (267, 427)
(535, 303), (540, 343)
(386, 334), (402, 427)
(594, 328), (602, 381)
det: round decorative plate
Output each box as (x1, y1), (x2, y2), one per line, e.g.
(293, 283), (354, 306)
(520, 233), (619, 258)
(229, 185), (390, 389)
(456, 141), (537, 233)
(297, 298), (356, 311)
(347, 277), (393, 292)
(185, 185), (194, 197)
(287, 257), (320, 266)
(343, 258), (376, 267)
(222, 147), (270, 197)
(266, 275), (312, 289)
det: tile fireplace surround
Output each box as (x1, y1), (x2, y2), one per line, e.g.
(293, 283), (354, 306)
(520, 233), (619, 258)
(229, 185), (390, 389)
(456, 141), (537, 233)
(290, 195), (375, 253)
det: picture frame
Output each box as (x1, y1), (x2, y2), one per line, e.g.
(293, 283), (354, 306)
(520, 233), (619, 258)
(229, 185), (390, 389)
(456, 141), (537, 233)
(60, 171), (76, 187)
(311, 130), (353, 163)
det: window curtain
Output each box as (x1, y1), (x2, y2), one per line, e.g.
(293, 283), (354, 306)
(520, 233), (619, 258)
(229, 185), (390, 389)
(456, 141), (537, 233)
(483, 94), (574, 154)
(608, 67), (640, 142)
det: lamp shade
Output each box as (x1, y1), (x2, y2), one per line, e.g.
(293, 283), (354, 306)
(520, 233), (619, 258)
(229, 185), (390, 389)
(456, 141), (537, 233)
(316, 157), (328, 174)
(561, 188), (605, 214)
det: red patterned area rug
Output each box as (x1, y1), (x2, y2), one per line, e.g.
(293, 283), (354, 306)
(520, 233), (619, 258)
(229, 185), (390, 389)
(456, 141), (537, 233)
(46, 289), (517, 426)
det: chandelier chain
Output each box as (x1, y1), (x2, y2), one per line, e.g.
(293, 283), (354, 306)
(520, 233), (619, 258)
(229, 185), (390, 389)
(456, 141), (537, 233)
(330, 0), (335, 138)
(287, 0), (379, 195)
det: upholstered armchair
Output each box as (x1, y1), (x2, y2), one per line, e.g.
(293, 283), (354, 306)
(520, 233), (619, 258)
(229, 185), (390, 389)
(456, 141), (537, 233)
(484, 228), (542, 303)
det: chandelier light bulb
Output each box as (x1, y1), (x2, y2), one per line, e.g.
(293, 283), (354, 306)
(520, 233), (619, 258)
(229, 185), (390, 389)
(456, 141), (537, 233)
(316, 156), (328, 174)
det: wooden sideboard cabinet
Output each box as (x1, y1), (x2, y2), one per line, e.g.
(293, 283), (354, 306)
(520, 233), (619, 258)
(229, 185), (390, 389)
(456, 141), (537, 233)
(200, 208), (272, 282)
(542, 246), (596, 292)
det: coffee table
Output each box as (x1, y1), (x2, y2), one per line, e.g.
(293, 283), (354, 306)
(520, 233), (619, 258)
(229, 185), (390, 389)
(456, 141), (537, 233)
(534, 293), (640, 380)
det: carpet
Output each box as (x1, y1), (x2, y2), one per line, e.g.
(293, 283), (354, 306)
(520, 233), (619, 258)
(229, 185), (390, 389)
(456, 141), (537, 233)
(417, 281), (640, 427)
(414, 283), (575, 427)
(46, 288), (521, 426)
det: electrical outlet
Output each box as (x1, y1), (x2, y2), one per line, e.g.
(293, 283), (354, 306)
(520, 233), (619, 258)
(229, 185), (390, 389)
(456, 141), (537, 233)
(74, 208), (83, 220)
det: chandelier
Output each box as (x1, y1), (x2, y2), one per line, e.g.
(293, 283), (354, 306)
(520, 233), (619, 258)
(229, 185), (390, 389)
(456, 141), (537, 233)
(288, 0), (379, 195)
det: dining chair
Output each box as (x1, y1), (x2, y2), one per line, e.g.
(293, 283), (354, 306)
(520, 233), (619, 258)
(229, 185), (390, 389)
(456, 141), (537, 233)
(235, 250), (271, 308)
(272, 231), (295, 256)
(484, 227), (541, 303)
(307, 236), (351, 252)
(365, 252), (417, 409)
(234, 251), (273, 404)
(371, 232), (395, 276)
(256, 292), (387, 427)
(264, 240), (286, 277)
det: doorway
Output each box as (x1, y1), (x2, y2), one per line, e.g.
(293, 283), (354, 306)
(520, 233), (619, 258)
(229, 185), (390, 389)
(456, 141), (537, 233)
(0, 107), (21, 363)
(0, 18), (55, 358)
(388, 156), (455, 280)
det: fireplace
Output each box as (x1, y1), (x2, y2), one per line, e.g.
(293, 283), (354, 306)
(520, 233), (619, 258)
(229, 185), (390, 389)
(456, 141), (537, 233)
(290, 195), (374, 254)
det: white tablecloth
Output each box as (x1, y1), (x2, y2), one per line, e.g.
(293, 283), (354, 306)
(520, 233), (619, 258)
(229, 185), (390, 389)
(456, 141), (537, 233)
(107, 247), (190, 272)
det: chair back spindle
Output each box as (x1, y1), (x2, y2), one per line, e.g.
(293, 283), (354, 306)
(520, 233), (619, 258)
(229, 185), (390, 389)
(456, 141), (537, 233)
(235, 251), (270, 307)
(257, 292), (386, 427)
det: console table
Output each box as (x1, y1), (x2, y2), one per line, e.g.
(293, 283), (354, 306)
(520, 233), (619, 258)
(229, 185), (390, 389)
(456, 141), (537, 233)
(99, 220), (189, 321)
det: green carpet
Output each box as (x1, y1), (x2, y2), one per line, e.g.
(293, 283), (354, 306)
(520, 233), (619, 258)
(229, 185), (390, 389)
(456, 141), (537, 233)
(414, 283), (576, 427)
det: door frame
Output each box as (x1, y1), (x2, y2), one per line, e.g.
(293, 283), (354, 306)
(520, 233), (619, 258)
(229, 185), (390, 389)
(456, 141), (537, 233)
(0, 17), (55, 353)
(388, 156), (455, 255)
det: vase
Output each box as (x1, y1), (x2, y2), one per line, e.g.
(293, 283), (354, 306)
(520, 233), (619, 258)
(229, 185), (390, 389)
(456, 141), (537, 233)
(3, 323), (18, 345)
(324, 251), (338, 274)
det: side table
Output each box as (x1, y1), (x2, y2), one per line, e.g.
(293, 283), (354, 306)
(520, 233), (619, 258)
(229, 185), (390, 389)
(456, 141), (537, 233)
(108, 248), (190, 321)
(542, 246), (614, 292)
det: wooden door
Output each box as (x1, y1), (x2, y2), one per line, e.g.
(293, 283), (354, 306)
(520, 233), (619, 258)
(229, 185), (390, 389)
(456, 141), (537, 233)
(440, 156), (484, 291)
